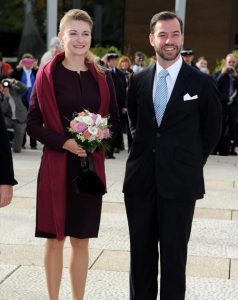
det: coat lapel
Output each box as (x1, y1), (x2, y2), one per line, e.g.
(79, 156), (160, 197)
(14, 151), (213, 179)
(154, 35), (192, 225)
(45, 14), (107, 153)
(167, 61), (192, 107)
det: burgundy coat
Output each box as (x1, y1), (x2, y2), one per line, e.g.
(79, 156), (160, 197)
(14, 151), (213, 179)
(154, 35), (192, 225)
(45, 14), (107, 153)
(27, 52), (118, 239)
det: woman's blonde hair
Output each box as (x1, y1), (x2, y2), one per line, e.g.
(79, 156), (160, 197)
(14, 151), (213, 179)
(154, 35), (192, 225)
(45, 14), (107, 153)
(60, 9), (105, 74)
(117, 55), (132, 69)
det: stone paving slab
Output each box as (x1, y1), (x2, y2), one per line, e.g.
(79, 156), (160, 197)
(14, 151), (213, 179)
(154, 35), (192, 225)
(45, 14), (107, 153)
(91, 250), (231, 279)
(230, 259), (238, 281)
(1, 266), (238, 300)
(0, 244), (102, 269)
(232, 210), (238, 220)
(1, 206), (238, 260)
(196, 189), (238, 210)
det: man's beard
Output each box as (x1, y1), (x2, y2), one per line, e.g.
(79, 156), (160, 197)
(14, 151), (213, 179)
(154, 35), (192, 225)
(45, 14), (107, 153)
(156, 45), (182, 61)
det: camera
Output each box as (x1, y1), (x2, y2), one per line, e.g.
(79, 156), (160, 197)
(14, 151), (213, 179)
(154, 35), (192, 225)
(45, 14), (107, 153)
(2, 80), (11, 87)
(226, 67), (234, 75)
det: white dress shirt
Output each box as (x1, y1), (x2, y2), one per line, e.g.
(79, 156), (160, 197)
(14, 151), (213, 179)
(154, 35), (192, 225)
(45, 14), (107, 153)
(153, 56), (183, 104)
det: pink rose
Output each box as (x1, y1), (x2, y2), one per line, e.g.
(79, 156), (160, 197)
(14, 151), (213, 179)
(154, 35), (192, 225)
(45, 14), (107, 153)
(74, 122), (87, 133)
(97, 128), (104, 139)
(83, 129), (91, 138)
(79, 111), (86, 116)
(91, 113), (98, 125)
(70, 120), (78, 131)
(103, 128), (110, 139)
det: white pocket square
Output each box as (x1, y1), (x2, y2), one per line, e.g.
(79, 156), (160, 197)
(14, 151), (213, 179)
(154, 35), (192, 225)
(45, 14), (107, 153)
(183, 93), (198, 101)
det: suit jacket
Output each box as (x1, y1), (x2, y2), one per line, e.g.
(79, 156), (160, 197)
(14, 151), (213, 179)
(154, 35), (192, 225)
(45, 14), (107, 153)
(123, 61), (222, 201)
(0, 104), (17, 185)
(110, 68), (127, 109)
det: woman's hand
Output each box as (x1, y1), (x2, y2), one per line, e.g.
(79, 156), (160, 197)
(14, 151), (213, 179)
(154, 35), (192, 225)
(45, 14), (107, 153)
(62, 139), (87, 157)
(0, 185), (13, 208)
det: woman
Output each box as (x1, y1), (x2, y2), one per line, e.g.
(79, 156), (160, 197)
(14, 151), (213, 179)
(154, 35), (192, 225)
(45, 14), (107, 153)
(117, 55), (133, 84)
(27, 9), (119, 300)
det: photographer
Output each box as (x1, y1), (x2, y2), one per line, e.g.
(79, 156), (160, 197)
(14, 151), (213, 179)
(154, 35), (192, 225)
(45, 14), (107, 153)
(0, 78), (28, 153)
(216, 53), (238, 155)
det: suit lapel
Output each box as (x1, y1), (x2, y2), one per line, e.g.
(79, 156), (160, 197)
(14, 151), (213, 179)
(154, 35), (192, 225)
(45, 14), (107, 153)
(167, 61), (192, 107)
(144, 64), (156, 118)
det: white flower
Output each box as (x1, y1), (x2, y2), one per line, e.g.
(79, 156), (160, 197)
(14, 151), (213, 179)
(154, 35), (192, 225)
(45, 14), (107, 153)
(75, 115), (93, 125)
(100, 117), (108, 127)
(95, 115), (102, 126)
(88, 126), (98, 136)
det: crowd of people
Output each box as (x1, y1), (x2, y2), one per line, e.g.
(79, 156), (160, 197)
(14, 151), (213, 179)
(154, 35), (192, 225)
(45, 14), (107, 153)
(1, 38), (237, 157)
(0, 7), (236, 300)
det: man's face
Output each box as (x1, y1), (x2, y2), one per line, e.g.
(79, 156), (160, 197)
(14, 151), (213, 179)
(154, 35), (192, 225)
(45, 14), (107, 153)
(107, 57), (117, 68)
(135, 55), (144, 66)
(182, 54), (194, 65)
(149, 18), (183, 66)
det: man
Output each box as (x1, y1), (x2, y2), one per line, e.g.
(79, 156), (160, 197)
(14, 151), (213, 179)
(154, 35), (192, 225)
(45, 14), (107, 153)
(0, 101), (17, 207)
(123, 11), (222, 300)
(0, 78), (28, 153)
(214, 53), (238, 155)
(131, 51), (145, 73)
(40, 36), (63, 66)
(181, 48), (198, 69)
(104, 52), (127, 157)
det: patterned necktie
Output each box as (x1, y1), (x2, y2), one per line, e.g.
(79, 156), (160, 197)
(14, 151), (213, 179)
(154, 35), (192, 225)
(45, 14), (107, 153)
(154, 69), (169, 126)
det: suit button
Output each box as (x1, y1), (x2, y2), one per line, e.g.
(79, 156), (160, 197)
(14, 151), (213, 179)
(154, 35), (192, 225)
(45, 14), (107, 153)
(156, 133), (161, 137)
(152, 149), (156, 153)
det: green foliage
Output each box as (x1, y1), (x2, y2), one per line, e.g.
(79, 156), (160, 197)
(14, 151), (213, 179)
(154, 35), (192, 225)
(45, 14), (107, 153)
(91, 45), (122, 59)
(214, 50), (238, 73)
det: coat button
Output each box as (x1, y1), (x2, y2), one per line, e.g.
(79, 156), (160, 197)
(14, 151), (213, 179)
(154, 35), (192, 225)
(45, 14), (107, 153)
(156, 133), (160, 137)
(152, 148), (156, 153)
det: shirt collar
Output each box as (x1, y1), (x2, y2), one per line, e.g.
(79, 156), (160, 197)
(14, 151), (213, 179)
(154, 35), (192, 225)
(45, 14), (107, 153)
(156, 56), (183, 81)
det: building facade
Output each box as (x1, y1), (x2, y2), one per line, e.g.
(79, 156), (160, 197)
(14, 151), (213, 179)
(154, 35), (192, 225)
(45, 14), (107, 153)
(0, 0), (238, 71)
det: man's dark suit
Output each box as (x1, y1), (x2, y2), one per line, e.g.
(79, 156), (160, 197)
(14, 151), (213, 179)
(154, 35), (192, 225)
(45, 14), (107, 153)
(0, 104), (16, 185)
(123, 61), (222, 299)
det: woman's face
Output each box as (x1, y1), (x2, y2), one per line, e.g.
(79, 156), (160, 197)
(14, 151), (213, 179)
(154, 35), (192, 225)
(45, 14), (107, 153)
(59, 20), (91, 58)
(121, 60), (129, 70)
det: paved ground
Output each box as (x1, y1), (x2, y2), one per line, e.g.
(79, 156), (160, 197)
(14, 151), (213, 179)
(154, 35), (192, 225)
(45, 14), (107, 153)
(0, 144), (238, 299)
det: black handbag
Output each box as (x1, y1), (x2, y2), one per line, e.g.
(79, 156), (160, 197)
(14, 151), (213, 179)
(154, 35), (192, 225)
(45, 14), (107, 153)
(73, 154), (105, 196)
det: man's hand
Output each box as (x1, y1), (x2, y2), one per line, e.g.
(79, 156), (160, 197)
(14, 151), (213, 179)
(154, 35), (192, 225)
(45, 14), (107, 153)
(0, 185), (13, 208)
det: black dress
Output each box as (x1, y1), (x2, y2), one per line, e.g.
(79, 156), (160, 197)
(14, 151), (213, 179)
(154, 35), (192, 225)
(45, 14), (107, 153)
(36, 62), (103, 239)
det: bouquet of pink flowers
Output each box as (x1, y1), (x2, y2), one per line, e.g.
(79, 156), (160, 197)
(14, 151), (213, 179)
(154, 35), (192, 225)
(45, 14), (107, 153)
(69, 109), (111, 153)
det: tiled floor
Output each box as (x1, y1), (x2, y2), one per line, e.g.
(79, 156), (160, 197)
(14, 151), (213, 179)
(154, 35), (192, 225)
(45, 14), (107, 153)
(0, 147), (238, 299)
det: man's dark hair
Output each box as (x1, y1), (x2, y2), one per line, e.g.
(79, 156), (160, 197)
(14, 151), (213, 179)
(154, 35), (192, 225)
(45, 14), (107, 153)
(150, 11), (183, 34)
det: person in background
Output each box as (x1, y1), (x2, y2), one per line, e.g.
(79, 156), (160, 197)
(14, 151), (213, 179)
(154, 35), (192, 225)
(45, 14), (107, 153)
(26, 9), (120, 300)
(123, 11), (222, 300)
(0, 78), (28, 153)
(0, 52), (13, 78)
(40, 36), (63, 66)
(196, 56), (210, 74)
(104, 52), (127, 157)
(131, 51), (145, 73)
(0, 101), (17, 207)
(215, 53), (238, 155)
(13, 53), (38, 149)
(117, 55), (133, 84)
(181, 48), (198, 69)
(117, 55), (133, 151)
